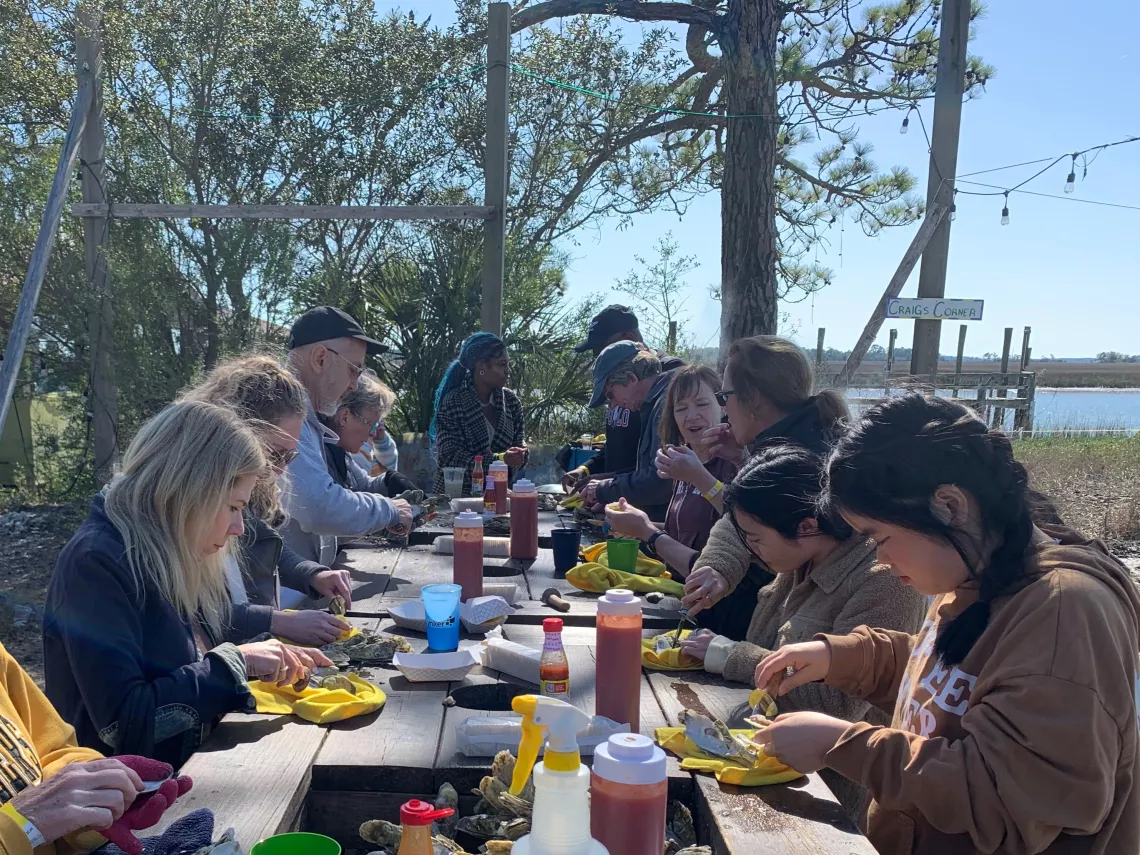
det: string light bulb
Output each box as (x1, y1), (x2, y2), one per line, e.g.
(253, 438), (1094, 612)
(900, 112), (910, 134)
(949, 202), (957, 222)
(1000, 192), (1010, 226)
(1064, 154), (1077, 194)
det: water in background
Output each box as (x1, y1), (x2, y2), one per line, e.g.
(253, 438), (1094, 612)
(846, 387), (1140, 435)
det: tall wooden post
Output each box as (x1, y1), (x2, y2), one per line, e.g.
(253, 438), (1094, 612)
(481, 3), (511, 337)
(667, 321), (677, 354)
(992, 327), (1012, 429)
(77, 6), (116, 486)
(884, 328), (897, 396)
(952, 323), (967, 398)
(1019, 326), (1032, 370)
(815, 328), (825, 367)
(909, 0), (970, 378)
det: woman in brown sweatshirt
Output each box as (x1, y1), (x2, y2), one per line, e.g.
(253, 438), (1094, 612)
(754, 394), (1140, 855)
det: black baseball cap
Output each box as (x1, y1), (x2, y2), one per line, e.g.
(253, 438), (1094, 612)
(287, 306), (387, 354)
(574, 304), (639, 354)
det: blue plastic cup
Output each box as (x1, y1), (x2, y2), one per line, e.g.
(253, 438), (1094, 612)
(551, 527), (582, 576)
(422, 583), (462, 651)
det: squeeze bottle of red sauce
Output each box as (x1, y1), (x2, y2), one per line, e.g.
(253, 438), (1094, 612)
(509, 479), (539, 560)
(489, 460), (509, 515)
(452, 511), (484, 601)
(590, 733), (667, 855)
(397, 799), (455, 855)
(595, 588), (642, 732)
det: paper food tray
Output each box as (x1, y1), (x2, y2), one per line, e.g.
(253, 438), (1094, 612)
(393, 649), (480, 682)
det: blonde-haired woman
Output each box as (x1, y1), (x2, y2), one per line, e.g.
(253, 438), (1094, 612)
(183, 355), (354, 645)
(681, 336), (851, 638)
(44, 400), (330, 768)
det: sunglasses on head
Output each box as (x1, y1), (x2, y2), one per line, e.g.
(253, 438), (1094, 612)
(714, 390), (738, 407)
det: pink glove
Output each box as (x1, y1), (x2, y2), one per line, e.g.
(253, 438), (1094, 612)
(98, 756), (193, 855)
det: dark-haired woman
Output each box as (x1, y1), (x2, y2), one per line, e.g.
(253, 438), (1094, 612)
(431, 333), (528, 495)
(678, 444), (924, 820)
(682, 336), (850, 637)
(753, 394), (1140, 855)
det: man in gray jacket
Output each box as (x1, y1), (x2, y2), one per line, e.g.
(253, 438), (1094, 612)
(280, 307), (412, 570)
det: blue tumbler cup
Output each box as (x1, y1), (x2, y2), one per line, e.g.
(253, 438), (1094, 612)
(422, 583), (462, 651)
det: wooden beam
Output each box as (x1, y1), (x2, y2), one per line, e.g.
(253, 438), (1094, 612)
(0, 84), (92, 445)
(952, 323), (967, 397)
(71, 203), (495, 220)
(481, 2), (511, 336)
(992, 327), (1013, 428)
(834, 202), (948, 387)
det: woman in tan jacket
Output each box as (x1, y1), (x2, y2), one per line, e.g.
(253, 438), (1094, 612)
(680, 443), (926, 820)
(755, 394), (1140, 855)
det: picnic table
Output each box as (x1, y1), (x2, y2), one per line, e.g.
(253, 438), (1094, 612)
(156, 517), (874, 855)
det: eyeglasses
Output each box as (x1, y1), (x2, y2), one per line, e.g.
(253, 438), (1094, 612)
(350, 410), (381, 434)
(325, 347), (365, 379)
(714, 390), (738, 407)
(268, 447), (299, 468)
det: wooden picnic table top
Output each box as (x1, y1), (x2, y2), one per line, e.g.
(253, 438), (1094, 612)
(157, 539), (874, 855)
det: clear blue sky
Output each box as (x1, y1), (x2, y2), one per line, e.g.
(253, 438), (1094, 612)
(397, 0), (1140, 357)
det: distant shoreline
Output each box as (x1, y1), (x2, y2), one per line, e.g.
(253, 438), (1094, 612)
(817, 360), (1140, 390)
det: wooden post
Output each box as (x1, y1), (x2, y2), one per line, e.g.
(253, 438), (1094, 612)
(884, 329), (897, 395)
(1019, 326), (1032, 370)
(77, 6), (116, 486)
(992, 327), (1012, 429)
(815, 328), (825, 368)
(953, 324), (967, 398)
(835, 203), (947, 385)
(481, 2), (511, 337)
(0, 86), (92, 444)
(909, 0), (970, 378)
(667, 321), (677, 354)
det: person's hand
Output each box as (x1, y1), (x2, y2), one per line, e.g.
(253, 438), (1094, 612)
(503, 446), (528, 468)
(271, 610), (351, 646)
(10, 758), (143, 844)
(372, 422), (388, 441)
(679, 628), (716, 662)
(604, 498), (656, 541)
(561, 466), (589, 493)
(753, 640), (832, 698)
(311, 568), (352, 608)
(98, 756), (193, 855)
(681, 566), (729, 616)
(581, 480), (608, 508)
(702, 423), (746, 466)
(750, 711), (850, 774)
(239, 640), (332, 687)
(656, 445), (712, 486)
(387, 498), (414, 535)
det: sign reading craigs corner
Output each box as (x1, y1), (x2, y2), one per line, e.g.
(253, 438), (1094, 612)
(886, 297), (984, 321)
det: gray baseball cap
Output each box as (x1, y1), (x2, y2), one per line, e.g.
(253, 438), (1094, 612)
(589, 340), (642, 408)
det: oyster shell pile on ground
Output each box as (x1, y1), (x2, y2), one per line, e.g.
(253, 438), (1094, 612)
(665, 800), (696, 853)
(678, 709), (759, 767)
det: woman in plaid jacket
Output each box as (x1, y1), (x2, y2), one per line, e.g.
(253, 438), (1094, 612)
(430, 333), (528, 494)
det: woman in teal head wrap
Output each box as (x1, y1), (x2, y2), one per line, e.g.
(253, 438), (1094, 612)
(430, 333), (528, 494)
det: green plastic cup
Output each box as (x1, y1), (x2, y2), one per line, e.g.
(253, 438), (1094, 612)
(607, 538), (640, 572)
(250, 833), (341, 855)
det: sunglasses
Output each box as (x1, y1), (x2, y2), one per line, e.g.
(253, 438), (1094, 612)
(325, 347), (365, 379)
(350, 411), (381, 433)
(714, 389), (738, 407)
(269, 447), (300, 468)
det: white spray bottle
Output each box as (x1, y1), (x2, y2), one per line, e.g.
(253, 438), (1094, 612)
(509, 695), (610, 855)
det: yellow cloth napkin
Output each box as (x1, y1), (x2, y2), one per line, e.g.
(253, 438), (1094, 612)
(655, 726), (801, 786)
(276, 610), (361, 643)
(566, 563), (685, 596)
(641, 630), (704, 671)
(249, 673), (386, 724)
(582, 541), (671, 577)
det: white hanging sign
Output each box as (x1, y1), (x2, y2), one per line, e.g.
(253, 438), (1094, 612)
(886, 298), (985, 321)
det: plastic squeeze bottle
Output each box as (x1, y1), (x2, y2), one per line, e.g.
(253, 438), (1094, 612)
(540, 617), (569, 699)
(489, 460), (510, 515)
(397, 799), (455, 855)
(509, 695), (610, 855)
(595, 588), (643, 732)
(590, 733), (667, 855)
(510, 479), (539, 560)
(452, 510), (484, 601)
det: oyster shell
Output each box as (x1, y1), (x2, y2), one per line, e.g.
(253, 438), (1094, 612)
(675, 848), (712, 855)
(329, 594), (347, 616)
(318, 674), (356, 694)
(490, 750), (534, 804)
(359, 820), (469, 854)
(666, 800), (696, 851)
(434, 782), (459, 838)
(678, 709), (758, 767)
(456, 815), (530, 841)
(323, 631), (412, 666)
(482, 843), (513, 854)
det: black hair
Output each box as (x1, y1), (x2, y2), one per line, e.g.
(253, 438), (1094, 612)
(723, 442), (852, 541)
(822, 394), (1035, 668)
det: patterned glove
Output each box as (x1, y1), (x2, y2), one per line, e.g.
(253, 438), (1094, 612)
(97, 808), (214, 855)
(98, 756), (194, 855)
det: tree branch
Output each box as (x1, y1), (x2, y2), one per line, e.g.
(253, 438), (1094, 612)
(512, 0), (720, 32)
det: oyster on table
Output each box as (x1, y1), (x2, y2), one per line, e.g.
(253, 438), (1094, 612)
(678, 709), (758, 767)
(328, 594), (347, 617)
(318, 674), (356, 694)
(322, 631), (412, 667)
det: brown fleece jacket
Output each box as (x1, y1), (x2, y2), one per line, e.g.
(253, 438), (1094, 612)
(821, 527), (1140, 855)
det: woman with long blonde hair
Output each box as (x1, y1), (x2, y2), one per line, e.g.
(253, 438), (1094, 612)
(44, 400), (330, 768)
(183, 355), (354, 645)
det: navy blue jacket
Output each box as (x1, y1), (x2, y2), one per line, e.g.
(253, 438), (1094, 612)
(44, 494), (254, 768)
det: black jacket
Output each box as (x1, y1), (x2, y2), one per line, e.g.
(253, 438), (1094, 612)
(584, 353), (684, 479)
(225, 513), (325, 643)
(593, 365), (682, 520)
(44, 494), (254, 769)
(749, 397), (837, 456)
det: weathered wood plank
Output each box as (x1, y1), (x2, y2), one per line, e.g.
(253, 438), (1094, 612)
(71, 202), (495, 221)
(339, 547), (402, 615)
(154, 714), (327, 849)
(646, 669), (755, 727)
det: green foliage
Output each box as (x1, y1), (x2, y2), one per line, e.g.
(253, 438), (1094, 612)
(614, 232), (699, 353)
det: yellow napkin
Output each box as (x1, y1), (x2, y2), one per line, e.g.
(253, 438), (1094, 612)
(276, 610), (361, 643)
(566, 563), (684, 596)
(655, 726), (801, 786)
(641, 630), (704, 671)
(582, 541), (671, 577)
(249, 673), (386, 724)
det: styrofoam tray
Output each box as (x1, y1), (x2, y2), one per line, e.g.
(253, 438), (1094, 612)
(393, 649), (479, 682)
